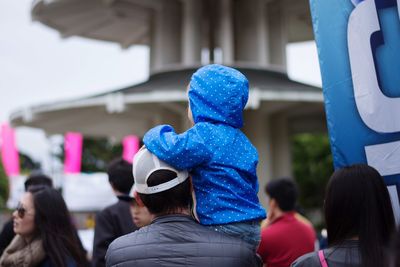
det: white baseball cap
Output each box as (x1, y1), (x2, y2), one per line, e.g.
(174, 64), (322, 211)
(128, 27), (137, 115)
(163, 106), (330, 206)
(132, 148), (189, 194)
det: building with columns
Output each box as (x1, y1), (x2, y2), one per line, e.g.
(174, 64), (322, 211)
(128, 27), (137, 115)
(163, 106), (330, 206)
(11, 0), (325, 207)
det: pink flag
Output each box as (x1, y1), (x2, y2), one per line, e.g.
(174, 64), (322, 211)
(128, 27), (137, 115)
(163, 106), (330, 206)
(0, 123), (20, 176)
(122, 135), (140, 163)
(64, 132), (83, 174)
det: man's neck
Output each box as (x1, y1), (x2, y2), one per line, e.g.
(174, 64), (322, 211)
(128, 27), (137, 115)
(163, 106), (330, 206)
(113, 188), (124, 197)
(269, 209), (284, 223)
(153, 208), (191, 220)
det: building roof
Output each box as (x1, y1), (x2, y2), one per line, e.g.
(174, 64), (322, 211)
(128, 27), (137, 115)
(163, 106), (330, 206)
(10, 66), (323, 138)
(32, 0), (156, 48)
(108, 66), (320, 95)
(32, 0), (313, 48)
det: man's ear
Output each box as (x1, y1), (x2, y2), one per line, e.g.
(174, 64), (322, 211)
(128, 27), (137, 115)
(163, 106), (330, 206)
(134, 191), (145, 207)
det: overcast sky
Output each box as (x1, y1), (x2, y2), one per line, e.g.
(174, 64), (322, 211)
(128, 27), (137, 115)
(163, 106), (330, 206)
(0, 0), (150, 122)
(0, 0), (321, 167)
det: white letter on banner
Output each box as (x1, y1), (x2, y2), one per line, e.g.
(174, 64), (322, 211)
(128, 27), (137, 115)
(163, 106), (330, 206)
(348, 0), (400, 222)
(348, 0), (400, 133)
(349, 0), (400, 174)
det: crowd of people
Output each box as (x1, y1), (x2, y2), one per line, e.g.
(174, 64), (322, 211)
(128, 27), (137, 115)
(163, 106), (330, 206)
(0, 64), (399, 267)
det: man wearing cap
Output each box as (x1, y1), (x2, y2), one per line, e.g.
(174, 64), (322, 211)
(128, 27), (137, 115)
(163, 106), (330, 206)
(106, 148), (261, 267)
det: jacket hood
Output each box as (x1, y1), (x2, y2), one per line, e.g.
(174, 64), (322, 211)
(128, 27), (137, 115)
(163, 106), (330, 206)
(188, 64), (249, 128)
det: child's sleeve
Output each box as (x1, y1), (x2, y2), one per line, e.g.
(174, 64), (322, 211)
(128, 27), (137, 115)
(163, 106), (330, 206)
(143, 124), (212, 170)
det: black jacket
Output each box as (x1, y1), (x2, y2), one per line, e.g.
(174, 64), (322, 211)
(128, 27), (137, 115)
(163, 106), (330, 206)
(92, 200), (138, 267)
(291, 240), (361, 267)
(0, 219), (14, 257)
(106, 214), (262, 267)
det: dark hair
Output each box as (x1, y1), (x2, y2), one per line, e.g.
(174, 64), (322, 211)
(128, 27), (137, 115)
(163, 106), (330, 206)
(325, 164), (395, 267)
(107, 158), (134, 194)
(138, 169), (191, 215)
(389, 227), (400, 267)
(24, 173), (53, 191)
(29, 187), (87, 267)
(265, 178), (298, 211)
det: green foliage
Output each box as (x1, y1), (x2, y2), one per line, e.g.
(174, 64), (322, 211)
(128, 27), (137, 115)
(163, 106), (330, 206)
(0, 158), (9, 209)
(81, 138), (123, 172)
(292, 133), (333, 212)
(19, 152), (40, 173)
(56, 137), (135, 172)
(0, 152), (40, 209)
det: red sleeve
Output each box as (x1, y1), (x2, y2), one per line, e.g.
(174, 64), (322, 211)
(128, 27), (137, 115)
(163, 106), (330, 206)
(257, 227), (269, 264)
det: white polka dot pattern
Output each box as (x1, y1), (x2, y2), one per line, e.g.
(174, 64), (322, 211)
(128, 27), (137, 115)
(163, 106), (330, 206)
(143, 64), (266, 225)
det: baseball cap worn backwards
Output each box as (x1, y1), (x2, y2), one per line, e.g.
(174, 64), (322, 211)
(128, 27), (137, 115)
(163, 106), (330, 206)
(132, 148), (189, 194)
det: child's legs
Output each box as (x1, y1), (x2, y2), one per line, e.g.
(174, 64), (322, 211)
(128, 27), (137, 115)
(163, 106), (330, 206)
(207, 221), (261, 250)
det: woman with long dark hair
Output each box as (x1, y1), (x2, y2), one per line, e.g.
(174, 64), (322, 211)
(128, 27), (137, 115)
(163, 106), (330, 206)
(0, 187), (88, 267)
(292, 164), (395, 267)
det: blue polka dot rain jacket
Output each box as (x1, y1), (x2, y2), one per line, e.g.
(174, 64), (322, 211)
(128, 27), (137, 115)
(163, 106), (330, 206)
(143, 64), (266, 225)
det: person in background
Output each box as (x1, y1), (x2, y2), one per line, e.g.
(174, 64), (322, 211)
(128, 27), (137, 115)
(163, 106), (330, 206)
(116, 181), (152, 228)
(117, 178), (154, 228)
(92, 158), (138, 267)
(118, 183), (152, 228)
(115, 182), (153, 228)
(0, 174), (53, 256)
(257, 178), (316, 267)
(0, 187), (88, 267)
(106, 148), (261, 267)
(292, 164), (395, 267)
(128, 198), (152, 228)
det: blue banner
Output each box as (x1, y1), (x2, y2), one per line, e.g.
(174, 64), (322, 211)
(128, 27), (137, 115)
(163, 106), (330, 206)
(309, 0), (400, 219)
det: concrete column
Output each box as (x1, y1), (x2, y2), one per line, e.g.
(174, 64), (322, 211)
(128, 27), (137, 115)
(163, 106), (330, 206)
(233, 0), (270, 66)
(150, 9), (163, 72)
(243, 110), (273, 209)
(268, 0), (287, 69)
(256, 0), (269, 67)
(150, 1), (182, 73)
(181, 0), (202, 66)
(234, 0), (257, 63)
(271, 113), (292, 178)
(220, 0), (234, 65)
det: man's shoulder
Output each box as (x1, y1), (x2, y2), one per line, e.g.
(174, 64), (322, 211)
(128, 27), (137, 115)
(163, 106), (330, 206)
(107, 216), (260, 267)
(291, 251), (319, 267)
(108, 229), (141, 250)
(100, 201), (118, 211)
(107, 216), (192, 249)
(107, 215), (254, 251)
(98, 201), (129, 216)
(265, 214), (314, 233)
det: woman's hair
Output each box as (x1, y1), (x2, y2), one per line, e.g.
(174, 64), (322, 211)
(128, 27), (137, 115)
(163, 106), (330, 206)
(29, 187), (88, 267)
(324, 164), (395, 267)
(389, 226), (400, 267)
